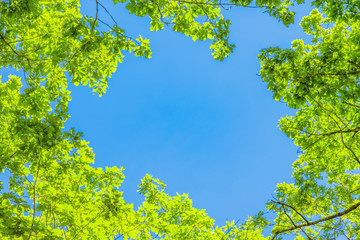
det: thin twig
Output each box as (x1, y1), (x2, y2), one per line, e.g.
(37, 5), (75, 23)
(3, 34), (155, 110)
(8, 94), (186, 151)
(272, 201), (360, 239)
(272, 200), (310, 224)
(91, 0), (99, 32)
(0, 32), (32, 67)
(282, 206), (313, 240)
(98, 1), (119, 25)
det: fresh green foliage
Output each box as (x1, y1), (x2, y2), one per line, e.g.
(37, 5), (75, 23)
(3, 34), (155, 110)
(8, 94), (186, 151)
(1, 0), (360, 239)
(260, 7), (360, 240)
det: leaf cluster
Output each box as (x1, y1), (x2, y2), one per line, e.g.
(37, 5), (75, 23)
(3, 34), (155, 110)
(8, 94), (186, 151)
(1, 0), (360, 239)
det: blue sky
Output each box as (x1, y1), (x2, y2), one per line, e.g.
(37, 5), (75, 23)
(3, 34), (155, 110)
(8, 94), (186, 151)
(65, 0), (313, 227)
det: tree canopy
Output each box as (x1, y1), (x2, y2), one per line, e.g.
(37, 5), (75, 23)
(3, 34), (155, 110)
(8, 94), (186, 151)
(1, 0), (360, 239)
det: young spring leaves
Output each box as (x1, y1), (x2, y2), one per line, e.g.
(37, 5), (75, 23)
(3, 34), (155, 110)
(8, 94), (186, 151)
(1, 0), (360, 239)
(0, 75), (269, 238)
(260, 8), (360, 239)
(0, 0), (273, 238)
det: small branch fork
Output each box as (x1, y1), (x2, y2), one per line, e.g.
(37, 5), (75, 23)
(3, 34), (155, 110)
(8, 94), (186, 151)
(92, 0), (140, 45)
(0, 32), (32, 67)
(97, 1), (119, 26)
(291, 126), (360, 138)
(291, 70), (360, 84)
(155, 3), (172, 25)
(91, 0), (99, 32)
(271, 201), (360, 239)
(272, 201), (309, 224)
(281, 206), (313, 239)
(288, 92), (360, 166)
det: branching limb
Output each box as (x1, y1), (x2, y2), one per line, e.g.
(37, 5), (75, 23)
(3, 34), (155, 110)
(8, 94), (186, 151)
(98, 1), (118, 26)
(91, 0), (99, 32)
(340, 132), (360, 165)
(0, 32), (32, 67)
(282, 206), (313, 240)
(272, 200), (310, 224)
(271, 201), (360, 239)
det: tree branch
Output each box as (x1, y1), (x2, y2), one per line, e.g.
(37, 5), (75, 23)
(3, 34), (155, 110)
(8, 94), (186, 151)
(271, 201), (360, 239)
(282, 206), (313, 240)
(272, 200), (310, 224)
(340, 132), (360, 165)
(0, 32), (32, 67)
(98, 1), (118, 26)
(91, 0), (99, 32)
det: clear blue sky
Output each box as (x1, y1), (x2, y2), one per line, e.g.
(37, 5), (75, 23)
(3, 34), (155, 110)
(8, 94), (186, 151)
(64, 0), (313, 227)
